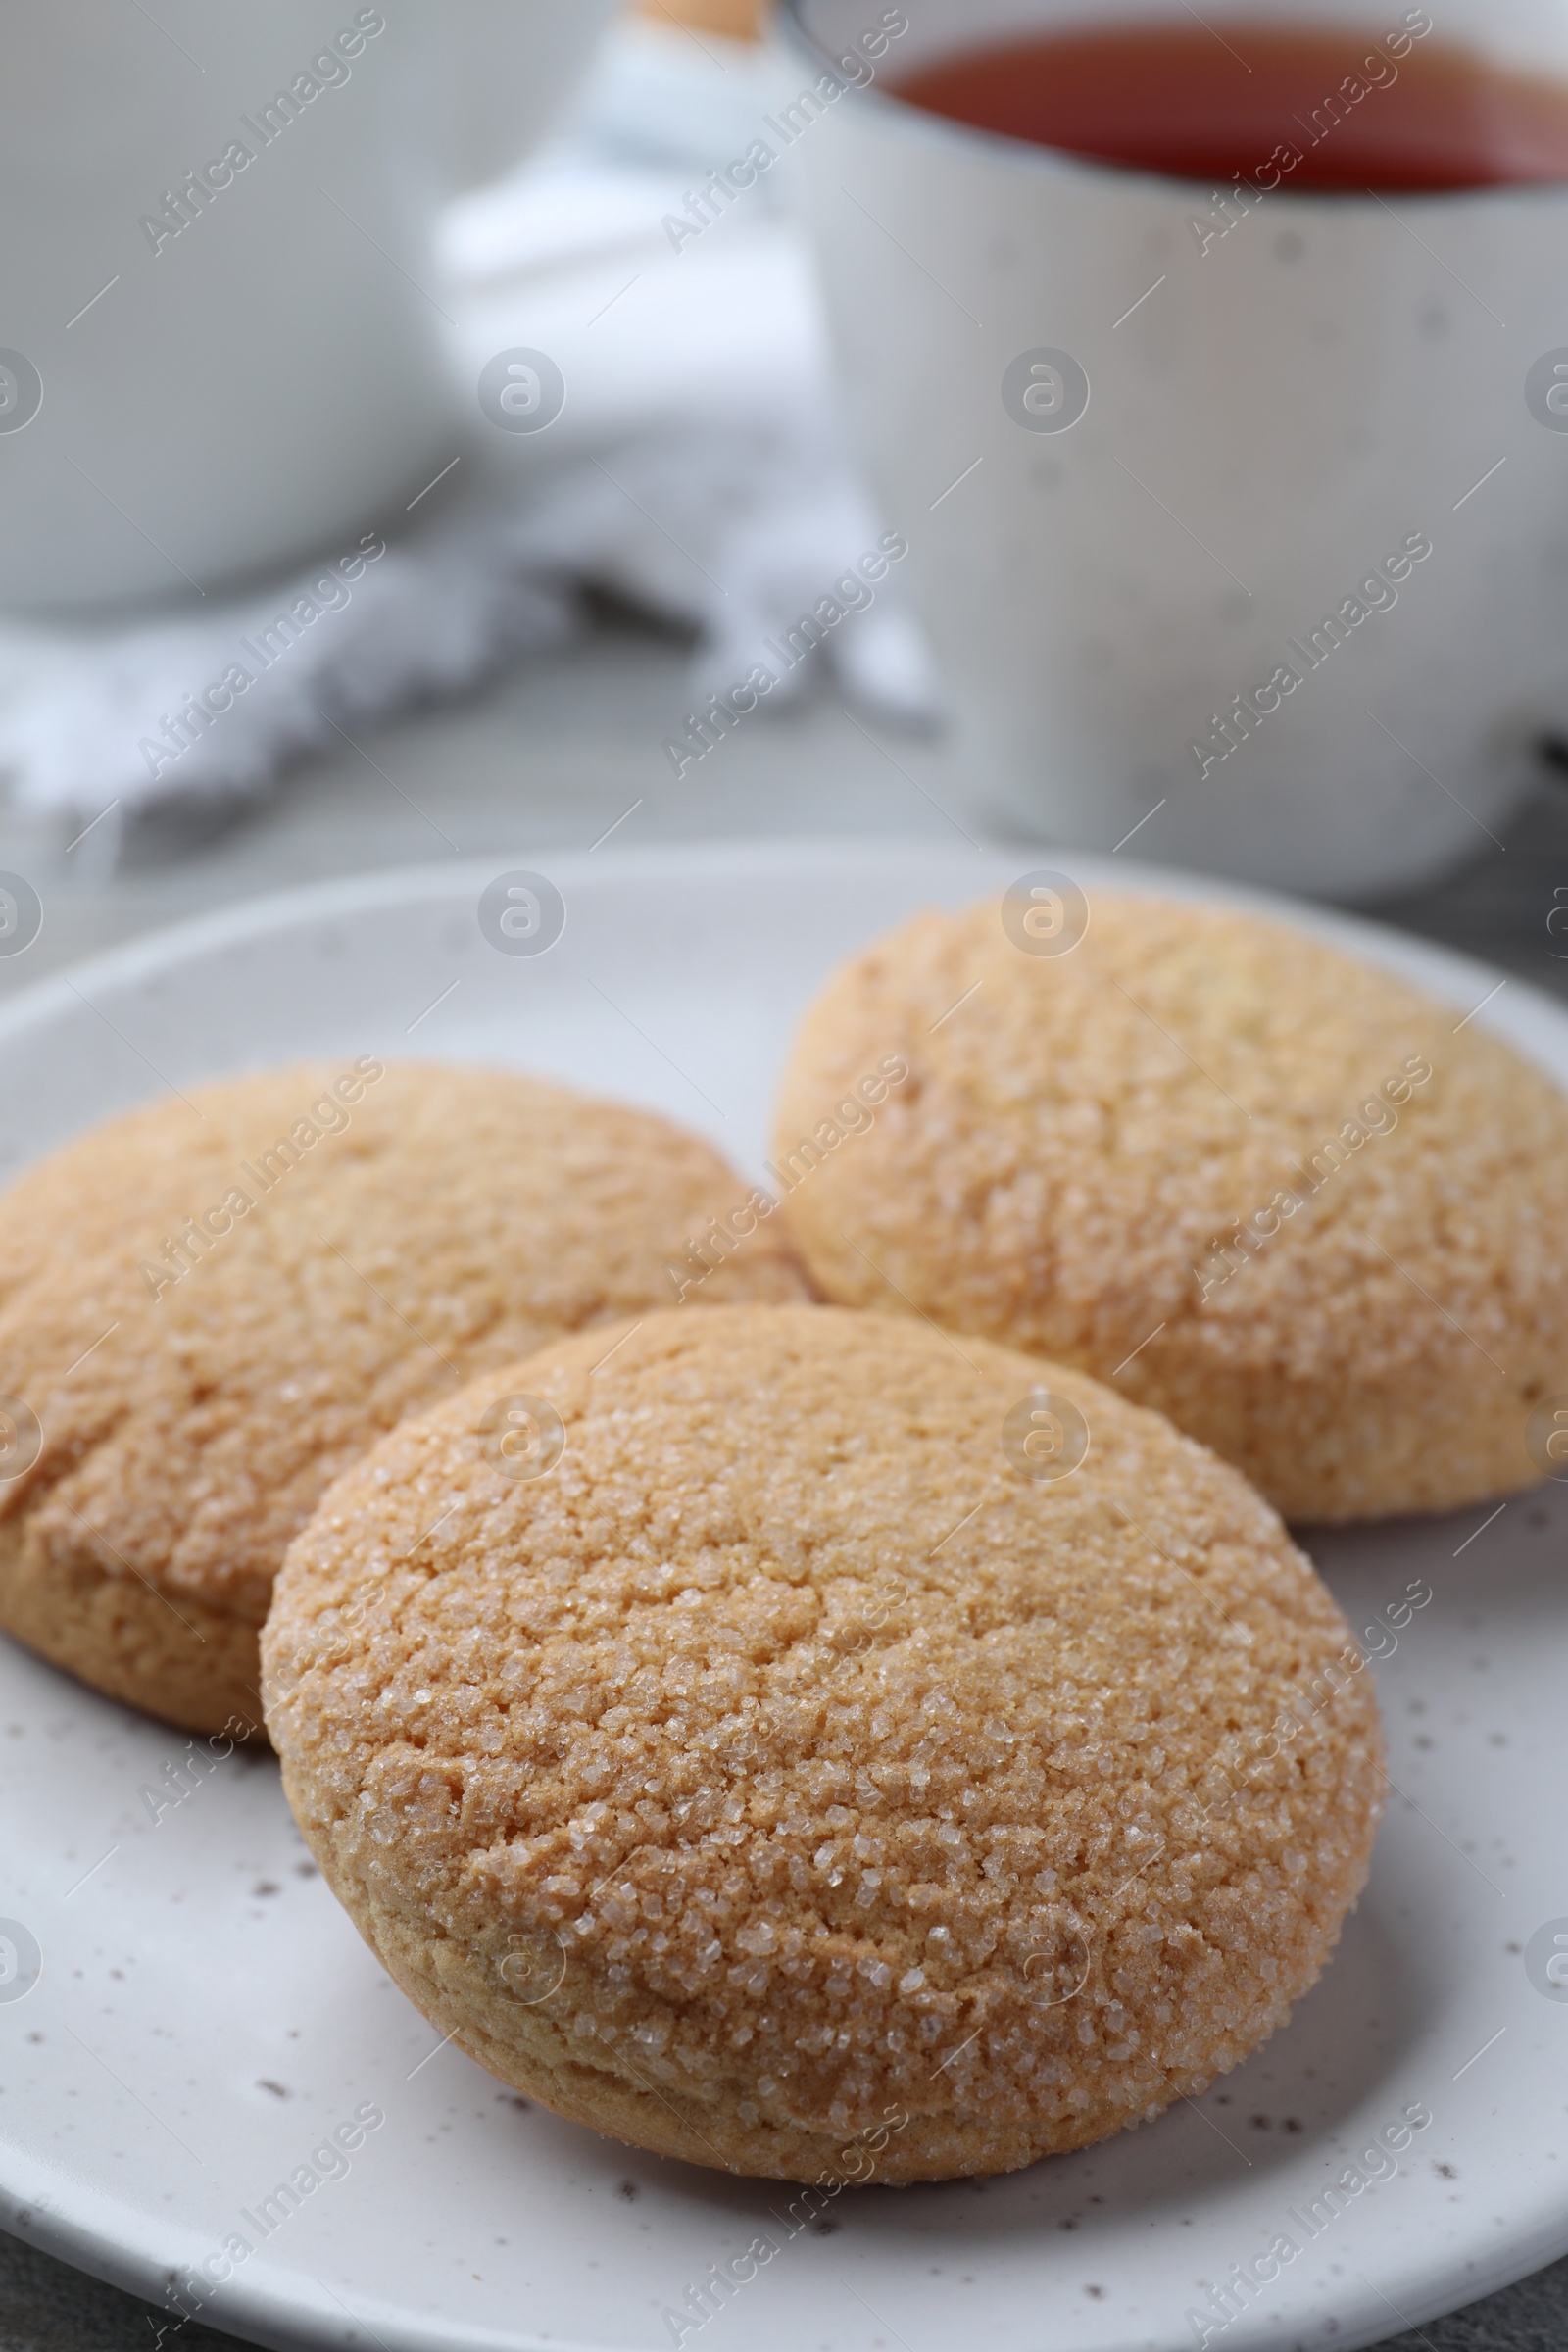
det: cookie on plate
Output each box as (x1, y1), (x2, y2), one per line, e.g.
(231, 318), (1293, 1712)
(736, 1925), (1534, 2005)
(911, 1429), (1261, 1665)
(264, 1303), (1383, 2182)
(773, 888), (1568, 1521)
(0, 1061), (805, 1735)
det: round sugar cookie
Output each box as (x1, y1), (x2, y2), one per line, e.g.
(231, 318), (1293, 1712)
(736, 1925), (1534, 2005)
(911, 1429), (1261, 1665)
(773, 890), (1568, 1521)
(263, 1303), (1383, 2183)
(0, 1061), (805, 1735)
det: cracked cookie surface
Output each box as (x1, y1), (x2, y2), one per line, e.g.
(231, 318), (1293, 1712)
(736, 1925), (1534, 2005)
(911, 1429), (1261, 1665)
(775, 892), (1568, 1520)
(0, 1062), (805, 1733)
(264, 1303), (1382, 2181)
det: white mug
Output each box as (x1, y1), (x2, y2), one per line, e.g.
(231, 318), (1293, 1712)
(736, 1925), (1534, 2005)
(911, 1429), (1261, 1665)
(0, 0), (614, 612)
(779, 0), (1568, 898)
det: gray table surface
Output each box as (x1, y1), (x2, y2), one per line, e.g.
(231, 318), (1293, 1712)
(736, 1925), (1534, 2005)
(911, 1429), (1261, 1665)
(1, 613), (1565, 2351)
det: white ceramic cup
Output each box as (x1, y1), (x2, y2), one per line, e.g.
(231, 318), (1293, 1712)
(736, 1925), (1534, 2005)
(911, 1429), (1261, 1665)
(0, 0), (615, 612)
(779, 0), (1568, 898)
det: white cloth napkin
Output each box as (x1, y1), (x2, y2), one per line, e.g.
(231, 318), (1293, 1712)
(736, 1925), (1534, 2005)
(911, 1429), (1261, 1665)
(0, 21), (937, 845)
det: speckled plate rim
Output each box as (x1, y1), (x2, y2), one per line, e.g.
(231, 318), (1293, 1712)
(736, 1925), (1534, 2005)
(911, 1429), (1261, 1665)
(0, 836), (1539, 1043)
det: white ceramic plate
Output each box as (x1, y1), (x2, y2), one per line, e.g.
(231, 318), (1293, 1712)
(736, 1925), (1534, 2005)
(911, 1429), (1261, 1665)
(1, 842), (1564, 2352)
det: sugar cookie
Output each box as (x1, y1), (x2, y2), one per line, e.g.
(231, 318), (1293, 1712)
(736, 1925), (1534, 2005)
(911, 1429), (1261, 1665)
(775, 890), (1568, 1518)
(264, 1303), (1382, 2181)
(0, 1062), (804, 1732)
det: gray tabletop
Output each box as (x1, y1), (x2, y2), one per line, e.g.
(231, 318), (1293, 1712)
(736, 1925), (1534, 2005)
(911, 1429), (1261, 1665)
(1, 613), (1564, 2351)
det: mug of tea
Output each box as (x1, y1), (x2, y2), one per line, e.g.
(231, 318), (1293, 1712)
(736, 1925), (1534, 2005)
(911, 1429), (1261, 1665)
(779, 0), (1568, 897)
(0, 0), (615, 612)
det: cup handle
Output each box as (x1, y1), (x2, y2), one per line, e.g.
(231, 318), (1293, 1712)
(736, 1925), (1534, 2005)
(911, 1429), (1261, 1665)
(440, 0), (618, 192)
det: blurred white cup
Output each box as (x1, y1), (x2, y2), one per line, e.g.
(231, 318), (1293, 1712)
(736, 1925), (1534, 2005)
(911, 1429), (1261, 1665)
(779, 0), (1568, 898)
(0, 0), (615, 612)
